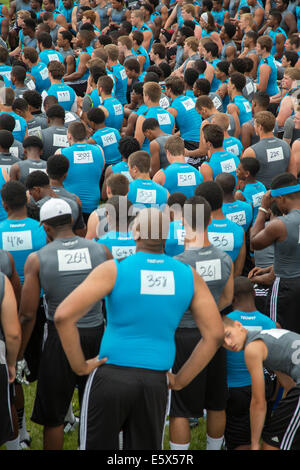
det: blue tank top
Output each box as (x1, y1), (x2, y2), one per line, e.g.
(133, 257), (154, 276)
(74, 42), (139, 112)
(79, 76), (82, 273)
(88, 88), (101, 109)
(170, 95), (202, 142)
(30, 62), (51, 93)
(207, 217), (244, 262)
(39, 49), (64, 66)
(58, 4), (74, 22)
(267, 27), (287, 56)
(257, 55), (279, 97)
(207, 150), (240, 181)
(111, 63), (128, 105)
(46, 83), (76, 111)
(76, 46), (93, 82)
(99, 251), (195, 370)
(97, 231), (136, 259)
(223, 136), (243, 158)
(226, 310), (275, 387)
(296, 5), (300, 31)
(0, 169), (7, 222)
(0, 217), (47, 283)
(222, 200), (253, 233)
(210, 58), (222, 93)
(111, 160), (132, 182)
(236, 181), (267, 223)
(133, 46), (150, 72)
(164, 219), (185, 257)
(132, 23), (153, 52)
(128, 178), (168, 211)
(141, 106), (174, 152)
(163, 162), (203, 197)
(233, 95), (252, 125)
(102, 97), (124, 131)
(62, 143), (105, 214)
(0, 112), (27, 142)
(91, 127), (121, 165)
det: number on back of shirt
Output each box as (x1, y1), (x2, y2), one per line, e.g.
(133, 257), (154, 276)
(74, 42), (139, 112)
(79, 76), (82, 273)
(140, 270), (175, 295)
(53, 134), (69, 147)
(182, 98), (195, 111)
(226, 144), (239, 156)
(111, 245), (136, 259)
(157, 113), (171, 126)
(2, 230), (33, 251)
(101, 132), (117, 147)
(208, 232), (234, 251)
(252, 191), (265, 208)
(113, 104), (123, 115)
(136, 188), (156, 204)
(220, 158), (236, 173)
(226, 210), (246, 226)
(267, 147), (284, 163)
(195, 259), (222, 282)
(177, 172), (196, 186)
(74, 150), (94, 164)
(57, 90), (70, 102)
(57, 248), (92, 271)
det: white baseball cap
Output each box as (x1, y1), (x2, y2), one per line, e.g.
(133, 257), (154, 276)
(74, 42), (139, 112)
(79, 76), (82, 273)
(39, 198), (72, 223)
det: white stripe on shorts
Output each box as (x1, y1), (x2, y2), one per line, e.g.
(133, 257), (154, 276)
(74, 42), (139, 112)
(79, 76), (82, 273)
(270, 277), (280, 323)
(79, 368), (97, 450)
(280, 394), (300, 450)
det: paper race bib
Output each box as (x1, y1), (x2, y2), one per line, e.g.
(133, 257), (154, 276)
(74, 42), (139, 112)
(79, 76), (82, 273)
(212, 96), (222, 109)
(176, 229), (185, 245)
(182, 98), (195, 111)
(195, 259), (222, 282)
(226, 210), (246, 226)
(120, 69), (127, 80)
(136, 188), (156, 204)
(2, 230), (33, 251)
(220, 158), (236, 173)
(14, 120), (21, 132)
(113, 104), (123, 115)
(101, 132), (117, 147)
(246, 81), (253, 94)
(57, 248), (92, 271)
(244, 101), (252, 113)
(157, 113), (171, 126)
(208, 232), (234, 252)
(10, 147), (19, 158)
(57, 90), (71, 102)
(226, 144), (239, 156)
(40, 68), (49, 80)
(29, 167), (47, 174)
(252, 191), (265, 208)
(48, 54), (59, 62)
(121, 170), (133, 182)
(111, 245), (136, 259)
(177, 172), (196, 186)
(74, 150), (93, 163)
(65, 112), (76, 123)
(53, 134), (69, 147)
(159, 97), (169, 108)
(140, 270), (175, 295)
(267, 147), (284, 163)
(28, 126), (42, 137)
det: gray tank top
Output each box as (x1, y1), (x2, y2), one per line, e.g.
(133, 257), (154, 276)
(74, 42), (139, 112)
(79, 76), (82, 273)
(176, 245), (232, 328)
(64, 111), (81, 128)
(37, 195), (81, 230)
(41, 126), (69, 160)
(38, 236), (107, 327)
(251, 137), (291, 189)
(17, 159), (47, 184)
(154, 134), (171, 170)
(0, 250), (12, 279)
(208, 113), (236, 137)
(51, 185), (77, 202)
(27, 115), (48, 138)
(10, 139), (24, 161)
(209, 92), (223, 113)
(243, 77), (256, 102)
(0, 152), (20, 174)
(245, 329), (300, 384)
(274, 209), (300, 278)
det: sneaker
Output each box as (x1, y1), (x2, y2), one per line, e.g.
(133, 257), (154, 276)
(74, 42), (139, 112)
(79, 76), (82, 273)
(189, 418), (199, 428)
(19, 436), (32, 450)
(64, 416), (79, 434)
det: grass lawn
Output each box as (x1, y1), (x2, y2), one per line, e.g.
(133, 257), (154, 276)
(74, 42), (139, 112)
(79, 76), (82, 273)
(1, 382), (207, 451)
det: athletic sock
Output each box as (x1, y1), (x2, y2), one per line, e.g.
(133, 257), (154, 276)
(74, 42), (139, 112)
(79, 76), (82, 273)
(170, 441), (190, 450)
(17, 408), (30, 442)
(206, 434), (224, 450)
(65, 402), (75, 424)
(5, 435), (20, 450)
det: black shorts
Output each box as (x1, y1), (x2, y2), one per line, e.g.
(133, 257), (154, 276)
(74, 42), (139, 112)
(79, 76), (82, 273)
(24, 299), (46, 382)
(254, 283), (270, 317)
(31, 321), (104, 427)
(68, 82), (87, 97)
(80, 364), (168, 450)
(169, 328), (228, 418)
(0, 363), (13, 446)
(262, 385), (300, 450)
(225, 371), (277, 450)
(266, 276), (300, 332)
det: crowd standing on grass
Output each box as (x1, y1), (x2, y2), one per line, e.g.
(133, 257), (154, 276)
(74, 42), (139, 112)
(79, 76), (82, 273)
(2, 0), (300, 453)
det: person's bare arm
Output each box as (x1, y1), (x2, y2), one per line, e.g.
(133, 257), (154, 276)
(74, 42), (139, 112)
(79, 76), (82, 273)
(101, 165), (113, 201)
(217, 260), (234, 311)
(152, 169), (165, 186)
(200, 162), (213, 181)
(63, 52), (90, 82)
(256, 64), (271, 93)
(9, 163), (20, 181)
(241, 122), (254, 150)
(134, 115), (146, 148)
(226, 103), (241, 139)
(85, 210), (99, 240)
(234, 231), (246, 277)
(149, 140), (162, 178)
(7, 253), (21, 308)
(168, 269), (224, 390)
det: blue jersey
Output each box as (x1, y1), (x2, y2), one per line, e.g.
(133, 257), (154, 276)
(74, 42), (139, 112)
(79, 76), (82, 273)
(62, 143), (105, 214)
(87, 88), (101, 109)
(266, 27), (287, 56)
(164, 219), (185, 257)
(236, 181), (267, 223)
(170, 95), (202, 142)
(91, 127), (121, 165)
(99, 251), (194, 370)
(208, 217), (244, 262)
(132, 23), (153, 52)
(46, 83), (76, 111)
(110, 63), (128, 105)
(233, 95), (252, 125)
(207, 150), (240, 181)
(0, 112), (27, 142)
(97, 231), (136, 259)
(111, 160), (133, 182)
(210, 59), (222, 93)
(39, 49), (64, 66)
(0, 217), (46, 283)
(222, 200), (253, 233)
(0, 169), (7, 222)
(223, 136), (243, 158)
(226, 310), (275, 388)
(257, 55), (279, 97)
(141, 106), (174, 152)
(132, 46), (150, 72)
(102, 97), (124, 131)
(29, 62), (51, 93)
(162, 162), (203, 198)
(75, 46), (93, 83)
(128, 178), (168, 211)
(0, 65), (12, 86)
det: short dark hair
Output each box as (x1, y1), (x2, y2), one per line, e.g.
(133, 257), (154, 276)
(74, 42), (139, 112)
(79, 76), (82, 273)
(58, 29), (73, 43)
(0, 130), (14, 150)
(203, 41), (219, 58)
(23, 135), (43, 149)
(46, 104), (65, 120)
(202, 124), (224, 148)
(23, 90), (42, 109)
(184, 68), (199, 87)
(223, 22), (236, 39)
(158, 62), (171, 80)
(253, 91), (270, 109)
(216, 60), (230, 76)
(118, 136), (140, 160)
(25, 170), (50, 189)
(37, 32), (52, 49)
(194, 78), (211, 95)
(0, 113), (15, 132)
(12, 98), (28, 113)
(124, 58), (140, 74)
(184, 195), (212, 230)
(128, 151), (151, 173)
(195, 181), (223, 211)
(87, 107), (105, 124)
(68, 122), (87, 141)
(106, 173), (129, 196)
(11, 65), (26, 82)
(231, 58), (246, 74)
(269, 8), (282, 24)
(178, 26), (194, 39)
(240, 157), (260, 177)
(165, 77), (185, 96)
(284, 51), (299, 67)
(47, 154), (69, 179)
(167, 192), (187, 208)
(234, 276), (255, 299)
(230, 72), (246, 91)
(193, 59), (207, 75)
(1, 181), (27, 210)
(215, 172), (236, 195)
(142, 117), (160, 133)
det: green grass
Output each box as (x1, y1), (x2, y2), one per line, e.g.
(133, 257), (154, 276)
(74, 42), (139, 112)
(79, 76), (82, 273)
(1, 382), (207, 450)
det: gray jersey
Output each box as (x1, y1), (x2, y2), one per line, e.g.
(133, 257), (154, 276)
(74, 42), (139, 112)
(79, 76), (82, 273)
(59, 47), (75, 63)
(14, 86), (29, 99)
(41, 125), (69, 160)
(220, 40), (237, 60)
(38, 236), (107, 327)
(208, 113), (236, 137)
(27, 115), (48, 138)
(251, 137), (290, 189)
(176, 245), (232, 328)
(51, 185), (77, 202)
(245, 329), (300, 384)
(15, 158), (47, 184)
(64, 111), (81, 128)
(243, 77), (256, 103)
(50, 24), (61, 44)
(0, 250), (12, 279)
(209, 92), (223, 113)
(0, 152), (20, 174)
(10, 139), (24, 161)
(274, 209), (300, 278)
(36, 195), (85, 232)
(154, 134), (171, 170)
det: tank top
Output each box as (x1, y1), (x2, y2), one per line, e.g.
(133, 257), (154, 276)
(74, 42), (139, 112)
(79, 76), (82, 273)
(176, 244), (232, 328)
(141, 106), (175, 152)
(99, 251), (195, 370)
(127, 178), (168, 211)
(207, 217), (244, 262)
(38, 236), (107, 327)
(102, 97), (124, 131)
(274, 209), (300, 278)
(111, 63), (128, 105)
(91, 127), (121, 165)
(0, 152), (20, 176)
(0, 272), (5, 342)
(97, 231), (136, 259)
(41, 126), (69, 161)
(223, 136), (243, 158)
(46, 83), (76, 111)
(162, 162), (203, 198)
(75, 46), (93, 83)
(233, 95), (252, 125)
(16, 159), (47, 184)
(237, 181), (267, 223)
(95, 2), (111, 28)
(257, 55), (279, 97)
(222, 200), (253, 233)
(39, 49), (64, 66)
(207, 150), (240, 181)
(170, 95), (202, 142)
(154, 134), (171, 170)
(111, 160), (132, 182)
(251, 137), (290, 189)
(29, 62), (51, 94)
(164, 219), (185, 257)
